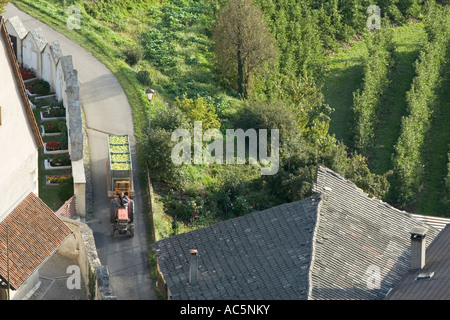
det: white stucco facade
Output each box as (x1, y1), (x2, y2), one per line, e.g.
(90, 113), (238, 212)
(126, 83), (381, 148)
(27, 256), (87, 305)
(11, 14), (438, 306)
(21, 28), (46, 78)
(42, 41), (62, 93)
(0, 21), (40, 218)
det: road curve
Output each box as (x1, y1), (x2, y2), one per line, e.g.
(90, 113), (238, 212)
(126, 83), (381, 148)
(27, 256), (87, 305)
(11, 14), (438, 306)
(4, 3), (156, 300)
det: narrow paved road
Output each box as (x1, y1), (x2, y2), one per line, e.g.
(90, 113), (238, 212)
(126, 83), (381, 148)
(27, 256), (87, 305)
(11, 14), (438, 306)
(4, 3), (156, 300)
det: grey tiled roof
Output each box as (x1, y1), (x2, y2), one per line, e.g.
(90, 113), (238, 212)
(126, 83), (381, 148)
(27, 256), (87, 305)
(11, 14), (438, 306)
(29, 27), (47, 52)
(152, 166), (441, 300)
(386, 224), (450, 300)
(152, 196), (320, 300)
(310, 166), (440, 299)
(49, 40), (63, 63)
(6, 16), (28, 39)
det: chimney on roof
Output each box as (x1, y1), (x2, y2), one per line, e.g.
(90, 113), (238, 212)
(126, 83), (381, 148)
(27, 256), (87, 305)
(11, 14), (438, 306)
(409, 227), (427, 270)
(189, 249), (198, 284)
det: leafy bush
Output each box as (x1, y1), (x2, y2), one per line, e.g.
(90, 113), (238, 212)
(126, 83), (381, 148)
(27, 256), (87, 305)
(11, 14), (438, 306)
(58, 176), (74, 202)
(123, 45), (143, 66)
(136, 70), (152, 85)
(59, 122), (68, 150)
(152, 105), (190, 132)
(175, 94), (220, 130)
(32, 79), (51, 95)
(139, 128), (186, 189)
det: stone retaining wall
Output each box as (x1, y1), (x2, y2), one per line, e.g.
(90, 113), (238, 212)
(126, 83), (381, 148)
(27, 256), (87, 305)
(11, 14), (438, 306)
(58, 218), (117, 300)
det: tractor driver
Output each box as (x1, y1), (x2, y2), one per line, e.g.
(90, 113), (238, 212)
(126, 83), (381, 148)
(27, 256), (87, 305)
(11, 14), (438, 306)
(117, 192), (129, 208)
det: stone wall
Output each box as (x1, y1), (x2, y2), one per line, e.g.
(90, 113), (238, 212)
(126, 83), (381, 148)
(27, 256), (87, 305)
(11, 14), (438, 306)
(58, 218), (117, 300)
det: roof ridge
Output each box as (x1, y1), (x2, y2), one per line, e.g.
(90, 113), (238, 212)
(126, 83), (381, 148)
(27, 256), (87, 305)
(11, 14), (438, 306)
(307, 193), (324, 299)
(0, 193), (72, 290)
(315, 165), (427, 224)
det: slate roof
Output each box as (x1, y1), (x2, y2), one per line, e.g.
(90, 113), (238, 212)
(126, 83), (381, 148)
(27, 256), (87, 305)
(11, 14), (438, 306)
(386, 224), (450, 300)
(153, 195), (320, 300)
(152, 166), (441, 300)
(5, 16), (27, 39)
(49, 40), (62, 63)
(0, 193), (72, 290)
(309, 166), (440, 299)
(29, 27), (47, 52)
(410, 213), (450, 231)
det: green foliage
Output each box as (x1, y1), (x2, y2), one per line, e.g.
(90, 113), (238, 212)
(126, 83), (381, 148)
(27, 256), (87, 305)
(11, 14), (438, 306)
(212, 0), (277, 98)
(152, 104), (190, 132)
(123, 45), (143, 66)
(16, 0), (448, 235)
(393, 6), (450, 205)
(237, 98), (390, 203)
(445, 152), (450, 212)
(0, 0), (9, 13)
(352, 27), (396, 152)
(33, 79), (51, 95)
(256, 0), (329, 83)
(136, 70), (152, 86)
(58, 121), (68, 150)
(58, 176), (74, 202)
(139, 128), (186, 190)
(175, 94), (220, 130)
(139, 0), (220, 98)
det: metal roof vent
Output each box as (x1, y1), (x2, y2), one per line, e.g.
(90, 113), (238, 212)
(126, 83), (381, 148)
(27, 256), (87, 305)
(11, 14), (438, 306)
(414, 272), (434, 281)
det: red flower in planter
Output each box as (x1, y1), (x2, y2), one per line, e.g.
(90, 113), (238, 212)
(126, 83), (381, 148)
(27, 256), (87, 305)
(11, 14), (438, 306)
(20, 68), (35, 80)
(26, 85), (33, 93)
(46, 141), (61, 151)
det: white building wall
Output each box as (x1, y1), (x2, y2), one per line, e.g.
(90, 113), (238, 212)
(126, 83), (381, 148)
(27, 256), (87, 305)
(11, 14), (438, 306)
(41, 50), (52, 88)
(0, 26), (39, 217)
(55, 61), (64, 101)
(21, 33), (41, 77)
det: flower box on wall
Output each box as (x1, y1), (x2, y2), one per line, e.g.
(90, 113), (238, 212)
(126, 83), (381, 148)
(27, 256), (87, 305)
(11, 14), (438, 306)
(40, 110), (66, 122)
(41, 124), (62, 137)
(44, 159), (71, 170)
(20, 68), (36, 81)
(45, 174), (72, 186)
(43, 141), (69, 155)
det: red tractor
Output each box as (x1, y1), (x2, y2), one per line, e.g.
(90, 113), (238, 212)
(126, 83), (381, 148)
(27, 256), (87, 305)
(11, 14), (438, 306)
(110, 181), (134, 237)
(107, 135), (135, 237)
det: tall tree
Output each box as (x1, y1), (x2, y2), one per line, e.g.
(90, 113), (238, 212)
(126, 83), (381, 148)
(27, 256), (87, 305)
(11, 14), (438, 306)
(213, 0), (276, 99)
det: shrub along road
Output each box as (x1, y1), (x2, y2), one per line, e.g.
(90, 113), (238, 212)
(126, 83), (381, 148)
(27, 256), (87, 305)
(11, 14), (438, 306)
(4, 3), (156, 300)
